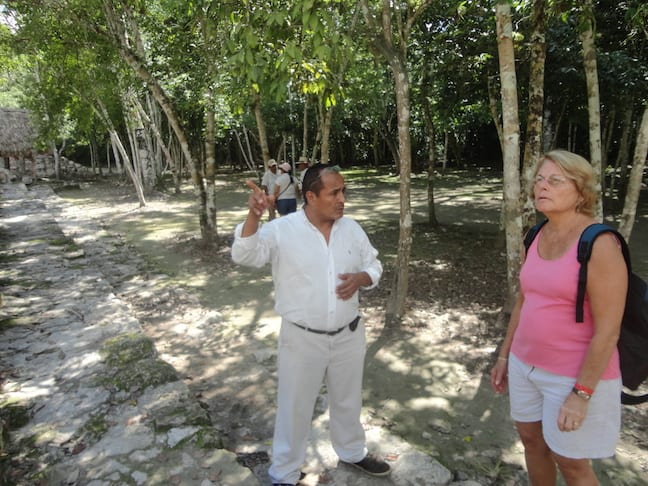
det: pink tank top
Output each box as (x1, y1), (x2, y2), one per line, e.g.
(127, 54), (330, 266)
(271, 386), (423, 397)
(511, 231), (620, 379)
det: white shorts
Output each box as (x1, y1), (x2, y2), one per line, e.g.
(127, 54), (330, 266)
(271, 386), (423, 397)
(508, 353), (621, 459)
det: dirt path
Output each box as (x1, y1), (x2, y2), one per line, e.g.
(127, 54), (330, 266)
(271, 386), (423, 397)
(52, 171), (648, 485)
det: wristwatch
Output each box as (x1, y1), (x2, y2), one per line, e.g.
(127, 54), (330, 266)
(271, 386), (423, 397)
(572, 387), (592, 401)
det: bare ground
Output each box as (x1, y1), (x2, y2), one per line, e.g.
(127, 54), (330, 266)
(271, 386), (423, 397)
(50, 170), (648, 485)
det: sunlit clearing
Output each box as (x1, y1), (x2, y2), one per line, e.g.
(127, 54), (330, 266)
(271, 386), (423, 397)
(407, 396), (453, 412)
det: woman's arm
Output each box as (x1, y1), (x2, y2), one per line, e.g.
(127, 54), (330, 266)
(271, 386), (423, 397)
(273, 180), (281, 200)
(576, 233), (627, 390)
(557, 232), (627, 431)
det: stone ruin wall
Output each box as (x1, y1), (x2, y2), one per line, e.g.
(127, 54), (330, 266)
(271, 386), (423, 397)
(1, 154), (97, 183)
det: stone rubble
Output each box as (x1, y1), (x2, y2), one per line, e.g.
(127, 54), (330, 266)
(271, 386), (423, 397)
(1, 181), (485, 485)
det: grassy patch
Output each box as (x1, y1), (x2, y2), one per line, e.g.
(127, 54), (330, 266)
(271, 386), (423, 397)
(80, 413), (109, 444)
(99, 333), (178, 392)
(100, 333), (156, 367)
(0, 401), (31, 431)
(49, 236), (81, 253)
(0, 316), (40, 331)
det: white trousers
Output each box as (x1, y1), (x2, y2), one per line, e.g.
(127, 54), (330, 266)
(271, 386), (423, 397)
(268, 318), (368, 484)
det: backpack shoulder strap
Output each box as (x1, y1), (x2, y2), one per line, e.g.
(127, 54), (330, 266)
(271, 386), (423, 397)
(575, 223), (632, 322)
(524, 220), (548, 253)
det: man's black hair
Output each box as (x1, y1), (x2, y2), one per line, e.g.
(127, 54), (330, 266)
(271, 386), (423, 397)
(301, 164), (341, 204)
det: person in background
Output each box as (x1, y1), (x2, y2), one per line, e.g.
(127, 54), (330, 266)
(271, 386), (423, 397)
(274, 162), (298, 216)
(261, 159), (278, 220)
(296, 156), (310, 194)
(231, 163), (391, 486)
(490, 149), (627, 486)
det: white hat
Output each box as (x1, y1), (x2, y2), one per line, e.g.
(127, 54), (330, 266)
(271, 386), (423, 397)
(279, 162), (291, 172)
(268, 159), (277, 167)
(298, 156), (309, 165)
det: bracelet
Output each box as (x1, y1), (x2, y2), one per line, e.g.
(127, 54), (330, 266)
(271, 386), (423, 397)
(574, 383), (594, 395)
(572, 387), (592, 401)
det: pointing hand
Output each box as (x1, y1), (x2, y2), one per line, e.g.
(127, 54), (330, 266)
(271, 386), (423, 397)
(246, 179), (275, 218)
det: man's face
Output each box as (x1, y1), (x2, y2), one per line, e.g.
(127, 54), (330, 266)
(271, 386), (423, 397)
(270, 165), (277, 173)
(309, 171), (346, 221)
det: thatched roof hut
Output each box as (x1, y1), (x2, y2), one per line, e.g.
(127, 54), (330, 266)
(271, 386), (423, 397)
(0, 108), (35, 157)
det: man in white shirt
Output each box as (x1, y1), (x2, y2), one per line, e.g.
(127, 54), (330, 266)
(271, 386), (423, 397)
(231, 164), (390, 485)
(260, 159), (278, 220)
(296, 156), (309, 190)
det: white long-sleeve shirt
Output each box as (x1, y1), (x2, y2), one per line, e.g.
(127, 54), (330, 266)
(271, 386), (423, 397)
(232, 210), (382, 332)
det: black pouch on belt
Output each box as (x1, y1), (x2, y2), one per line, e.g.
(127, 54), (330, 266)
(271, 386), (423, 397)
(349, 315), (360, 332)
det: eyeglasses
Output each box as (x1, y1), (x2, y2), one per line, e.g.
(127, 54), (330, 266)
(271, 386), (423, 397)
(534, 174), (570, 187)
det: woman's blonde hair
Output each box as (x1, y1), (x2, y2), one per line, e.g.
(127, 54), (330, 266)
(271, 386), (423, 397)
(535, 149), (598, 216)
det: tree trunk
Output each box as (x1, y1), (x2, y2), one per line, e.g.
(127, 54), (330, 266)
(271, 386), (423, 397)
(136, 96), (178, 191)
(310, 104), (322, 163)
(129, 94), (157, 191)
(91, 93), (146, 207)
(421, 94), (438, 226)
(385, 55), (414, 324)
(359, 0), (431, 325)
(378, 125), (399, 170)
(253, 90), (271, 164)
(610, 106), (633, 197)
(320, 107), (333, 165)
(487, 75), (504, 147)
(148, 94), (179, 190)
(579, 0), (603, 219)
(542, 97), (553, 152)
(51, 141), (61, 180)
(618, 103), (648, 241)
(602, 106), (616, 170)
(496, 1), (523, 312)
(521, 0), (546, 232)
(204, 90), (218, 245)
(112, 130), (147, 203)
(302, 102), (309, 158)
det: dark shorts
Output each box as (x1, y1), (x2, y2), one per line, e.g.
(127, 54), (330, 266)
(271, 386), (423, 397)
(276, 198), (297, 215)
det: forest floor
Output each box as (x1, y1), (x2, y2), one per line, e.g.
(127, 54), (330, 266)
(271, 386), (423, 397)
(52, 168), (648, 485)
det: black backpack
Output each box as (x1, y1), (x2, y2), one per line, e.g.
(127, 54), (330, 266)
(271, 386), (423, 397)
(524, 221), (648, 405)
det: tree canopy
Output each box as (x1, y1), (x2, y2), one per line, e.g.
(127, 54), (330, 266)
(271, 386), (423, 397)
(0, 0), (642, 172)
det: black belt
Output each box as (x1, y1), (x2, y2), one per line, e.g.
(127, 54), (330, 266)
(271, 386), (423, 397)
(292, 316), (360, 335)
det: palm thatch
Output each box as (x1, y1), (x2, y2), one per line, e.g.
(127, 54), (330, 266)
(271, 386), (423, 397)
(0, 108), (35, 157)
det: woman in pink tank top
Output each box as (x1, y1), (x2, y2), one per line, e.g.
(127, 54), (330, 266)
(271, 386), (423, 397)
(490, 150), (627, 486)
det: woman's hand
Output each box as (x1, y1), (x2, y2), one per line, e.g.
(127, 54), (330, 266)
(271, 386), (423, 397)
(558, 392), (588, 432)
(490, 358), (509, 394)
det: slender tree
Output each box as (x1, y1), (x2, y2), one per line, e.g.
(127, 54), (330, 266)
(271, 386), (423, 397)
(618, 103), (648, 240)
(496, 0), (523, 310)
(359, 0), (432, 325)
(579, 0), (604, 219)
(521, 0), (547, 231)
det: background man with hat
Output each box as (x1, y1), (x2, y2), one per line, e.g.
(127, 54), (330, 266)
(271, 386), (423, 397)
(296, 156), (310, 194)
(261, 159), (278, 220)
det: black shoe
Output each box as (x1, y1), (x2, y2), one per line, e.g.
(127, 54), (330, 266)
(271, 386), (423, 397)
(272, 471), (306, 485)
(345, 452), (391, 477)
